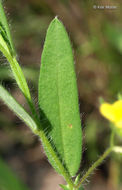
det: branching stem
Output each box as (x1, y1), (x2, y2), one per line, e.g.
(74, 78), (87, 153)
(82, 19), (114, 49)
(75, 147), (113, 189)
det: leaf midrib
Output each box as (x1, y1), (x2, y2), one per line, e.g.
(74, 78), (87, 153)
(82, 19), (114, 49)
(54, 21), (65, 161)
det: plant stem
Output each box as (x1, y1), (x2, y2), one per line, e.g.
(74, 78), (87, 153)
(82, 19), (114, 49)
(75, 147), (113, 189)
(0, 42), (38, 122)
(0, 39), (74, 189)
(35, 129), (74, 190)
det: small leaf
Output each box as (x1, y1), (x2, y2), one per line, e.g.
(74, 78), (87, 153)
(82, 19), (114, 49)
(0, 22), (12, 52)
(59, 184), (69, 190)
(74, 174), (81, 185)
(0, 1), (15, 55)
(0, 33), (11, 56)
(38, 18), (82, 176)
(0, 157), (29, 190)
(60, 184), (84, 190)
(0, 85), (37, 132)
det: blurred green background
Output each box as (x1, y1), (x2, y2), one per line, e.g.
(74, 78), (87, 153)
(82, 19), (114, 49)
(0, 0), (122, 189)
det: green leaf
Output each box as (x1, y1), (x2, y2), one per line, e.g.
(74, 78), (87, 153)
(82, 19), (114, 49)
(0, 33), (31, 103)
(0, 33), (37, 120)
(0, 86), (72, 182)
(60, 184), (84, 190)
(0, 66), (39, 87)
(0, 157), (29, 190)
(0, 3), (37, 119)
(74, 174), (81, 185)
(0, 1), (15, 55)
(0, 85), (37, 132)
(0, 33), (11, 56)
(59, 184), (69, 190)
(74, 175), (84, 190)
(0, 22), (12, 53)
(38, 18), (82, 176)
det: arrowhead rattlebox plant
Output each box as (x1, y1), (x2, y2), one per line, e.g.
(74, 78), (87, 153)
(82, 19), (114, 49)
(0, 2), (122, 190)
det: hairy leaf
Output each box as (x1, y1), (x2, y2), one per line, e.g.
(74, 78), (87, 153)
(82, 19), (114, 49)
(0, 1), (15, 55)
(0, 85), (37, 131)
(0, 3), (36, 119)
(60, 184), (84, 190)
(0, 22), (12, 52)
(0, 34), (37, 119)
(0, 66), (39, 86)
(0, 33), (11, 56)
(38, 18), (82, 176)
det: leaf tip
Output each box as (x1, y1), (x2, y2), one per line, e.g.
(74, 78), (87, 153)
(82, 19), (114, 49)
(51, 16), (62, 25)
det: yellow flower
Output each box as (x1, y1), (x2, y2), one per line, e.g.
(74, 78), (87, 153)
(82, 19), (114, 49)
(100, 100), (122, 128)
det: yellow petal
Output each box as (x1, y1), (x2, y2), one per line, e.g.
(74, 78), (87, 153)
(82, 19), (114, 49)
(100, 103), (116, 122)
(112, 100), (122, 122)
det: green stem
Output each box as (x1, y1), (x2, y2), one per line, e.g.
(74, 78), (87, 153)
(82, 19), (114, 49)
(35, 129), (74, 189)
(75, 147), (113, 189)
(0, 39), (38, 122)
(0, 39), (74, 188)
(10, 57), (38, 119)
(75, 129), (117, 189)
(0, 1), (15, 55)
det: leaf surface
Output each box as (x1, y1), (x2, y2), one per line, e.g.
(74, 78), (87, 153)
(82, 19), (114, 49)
(0, 85), (37, 131)
(0, 3), (36, 118)
(0, 34), (37, 119)
(38, 18), (82, 176)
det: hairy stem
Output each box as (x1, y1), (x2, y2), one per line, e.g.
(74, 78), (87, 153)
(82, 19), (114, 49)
(75, 147), (113, 189)
(0, 36), (74, 189)
(35, 129), (74, 189)
(0, 41), (38, 122)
